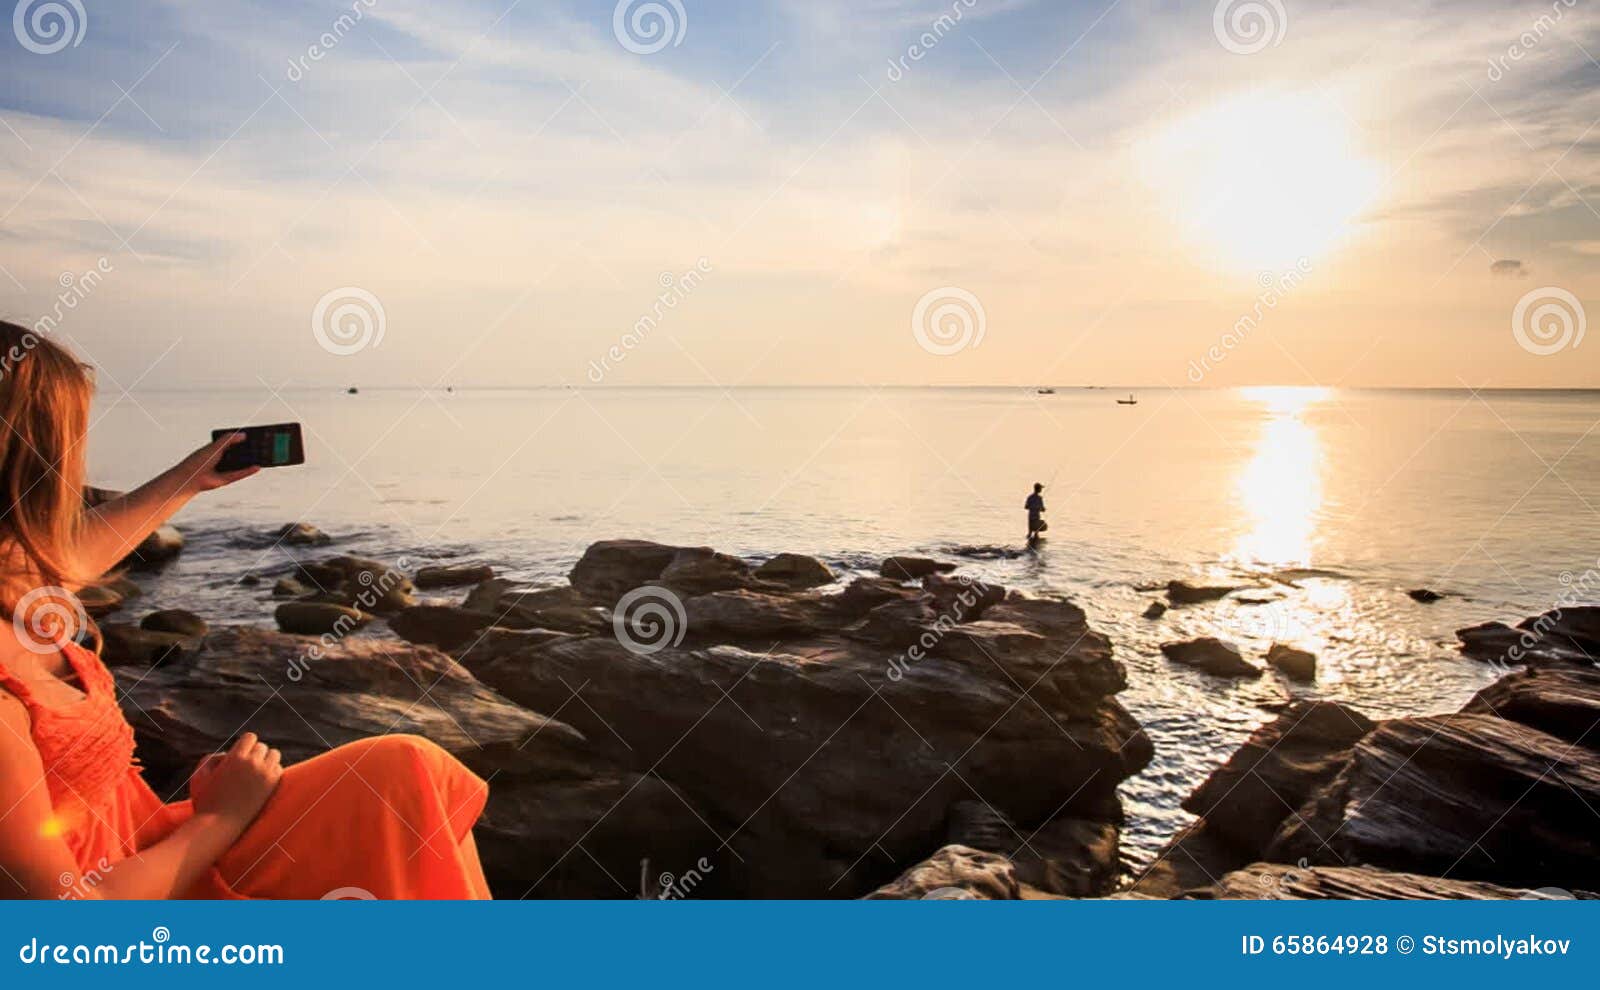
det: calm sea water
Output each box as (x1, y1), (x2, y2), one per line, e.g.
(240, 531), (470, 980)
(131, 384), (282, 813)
(88, 386), (1600, 868)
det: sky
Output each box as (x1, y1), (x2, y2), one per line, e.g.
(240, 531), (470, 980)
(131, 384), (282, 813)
(0, 0), (1596, 388)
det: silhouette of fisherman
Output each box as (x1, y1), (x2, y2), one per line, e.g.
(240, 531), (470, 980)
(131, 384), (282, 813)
(1025, 483), (1047, 545)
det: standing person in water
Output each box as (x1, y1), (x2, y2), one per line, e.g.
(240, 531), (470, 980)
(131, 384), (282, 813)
(0, 321), (491, 899)
(1025, 482), (1047, 544)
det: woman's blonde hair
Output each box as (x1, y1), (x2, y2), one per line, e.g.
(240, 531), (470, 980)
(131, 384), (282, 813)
(0, 320), (94, 620)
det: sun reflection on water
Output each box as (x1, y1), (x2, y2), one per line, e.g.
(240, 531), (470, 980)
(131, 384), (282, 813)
(1232, 386), (1329, 569)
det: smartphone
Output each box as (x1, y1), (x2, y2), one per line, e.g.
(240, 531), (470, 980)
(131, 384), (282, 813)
(212, 423), (305, 471)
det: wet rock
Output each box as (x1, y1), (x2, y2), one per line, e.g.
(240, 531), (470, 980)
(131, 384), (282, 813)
(865, 845), (1020, 900)
(880, 556), (957, 580)
(1198, 863), (1573, 900)
(834, 576), (921, 617)
(296, 555), (416, 614)
(276, 522), (331, 547)
(1182, 701), (1374, 853)
(1143, 600), (1167, 620)
(414, 563), (495, 590)
(1268, 713), (1600, 890)
(1462, 665), (1600, 750)
(683, 590), (831, 640)
(922, 573), (1004, 619)
(1160, 638), (1262, 678)
(753, 553), (835, 589)
(102, 576), (142, 601)
(946, 800), (1120, 898)
(658, 547), (757, 595)
(100, 623), (196, 668)
(1265, 643), (1317, 682)
(1126, 824), (1251, 899)
(274, 602), (372, 636)
(845, 597), (940, 648)
(272, 577), (311, 598)
(126, 526), (184, 570)
(1407, 588), (1444, 603)
(113, 626), (712, 899)
(389, 605), (495, 650)
(77, 584), (125, 617)
(141, 609), (208, 639)
(1457, 607), (1600, 668)
(462, 593), (1149, 897)
(568, 540), (688, 604)
(1165, 580), (1239, 605)
(460, 581), (608, 636)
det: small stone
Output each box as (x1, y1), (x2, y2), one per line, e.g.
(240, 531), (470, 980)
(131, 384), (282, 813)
(879, 556), (957, 580)
(274, 602), (373, 636)
(414, 563), (496, 590)
(276, 522), (332, 546)
(1265, 643), (1317, 683)
(1160, 638), (1263, 678)
(141, 609), (208, 638)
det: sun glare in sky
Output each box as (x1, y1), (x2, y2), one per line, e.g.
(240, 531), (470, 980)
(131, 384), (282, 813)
(1140, 91), (1383, 274)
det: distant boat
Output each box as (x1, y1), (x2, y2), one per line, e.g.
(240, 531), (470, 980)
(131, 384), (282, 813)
(346, 386), (359, 395)
(1116, 393), (1137, 405)
(1037, 387), (1055, 395)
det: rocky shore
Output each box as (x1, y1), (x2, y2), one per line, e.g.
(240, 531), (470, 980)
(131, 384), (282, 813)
(87, 528), (1600, 899)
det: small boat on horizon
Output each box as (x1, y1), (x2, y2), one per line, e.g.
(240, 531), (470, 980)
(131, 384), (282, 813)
(1116, 393), (1137, 405)
(347, 386), (359, 395)
(1037, 387), (1055, 395)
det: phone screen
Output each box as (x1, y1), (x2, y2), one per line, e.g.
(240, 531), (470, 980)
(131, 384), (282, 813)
(213, 423), (306, 471)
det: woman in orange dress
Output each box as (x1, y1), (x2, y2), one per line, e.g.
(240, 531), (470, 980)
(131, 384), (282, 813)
(0, 321), (491, 899)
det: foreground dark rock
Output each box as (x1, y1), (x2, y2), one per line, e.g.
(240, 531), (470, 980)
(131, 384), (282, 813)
(1141, 662), (1600, 898)
(1457, 606), (1600, 668)
(1268, 713), (1600, 889)
(114, 627), (716, 898)
(946, 800), (1119, 897)
(1462, 665), (1600, 748)
(1182, 702), (1373, 853)
(447, 543), (1148, 897)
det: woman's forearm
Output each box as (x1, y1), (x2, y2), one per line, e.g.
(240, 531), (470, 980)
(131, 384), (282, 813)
(91, 812), (242, 900)
(79, 468), (196, 578)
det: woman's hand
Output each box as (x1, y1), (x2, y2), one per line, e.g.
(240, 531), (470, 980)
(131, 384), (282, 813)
(190, 732), (283, 832)
(173, 433), (260, 494)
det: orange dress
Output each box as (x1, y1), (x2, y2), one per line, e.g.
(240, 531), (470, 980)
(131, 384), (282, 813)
(3, 640), (492, 899)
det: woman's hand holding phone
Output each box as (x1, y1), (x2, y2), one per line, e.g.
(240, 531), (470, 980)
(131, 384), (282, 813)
(176, 432), (261, 493)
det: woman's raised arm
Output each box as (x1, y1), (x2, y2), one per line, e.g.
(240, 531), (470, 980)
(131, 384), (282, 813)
(76, 434), (259, 579)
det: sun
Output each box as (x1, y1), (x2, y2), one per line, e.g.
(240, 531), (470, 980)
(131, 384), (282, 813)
(1138, 91), (1382, 272)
